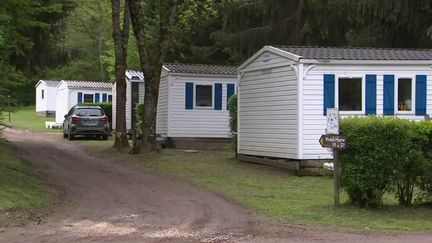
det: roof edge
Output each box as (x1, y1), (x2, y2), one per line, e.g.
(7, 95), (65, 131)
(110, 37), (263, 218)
(238, 46), (301, 71)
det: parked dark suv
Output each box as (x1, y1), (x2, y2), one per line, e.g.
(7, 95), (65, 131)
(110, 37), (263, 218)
(63, 106), (110, 140)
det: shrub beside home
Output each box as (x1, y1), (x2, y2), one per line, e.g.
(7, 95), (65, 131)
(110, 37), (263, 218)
(340, 117), (432, 207)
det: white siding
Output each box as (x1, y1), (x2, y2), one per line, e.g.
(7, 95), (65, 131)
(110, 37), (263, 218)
(55, 84), (112, 123)
(156, 74), (169, 137)
(238, 51), (299, 159)
(112, 84), (117, 129)
(46, 85), (57, 111)
(125, 80), (132, 130)
(35, 84), (47, 112)
(167, 74), (236, 138)
(55, 83), (69, 123)
(112, 80), (144, 131)
(301, 64), (432, 160)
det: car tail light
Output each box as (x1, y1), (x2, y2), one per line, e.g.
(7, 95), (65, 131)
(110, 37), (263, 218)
(71, 115), (80, 124)
(100, 115), (108, 123)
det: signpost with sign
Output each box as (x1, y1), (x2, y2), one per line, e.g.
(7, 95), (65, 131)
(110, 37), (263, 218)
(320, 108), (346, 207)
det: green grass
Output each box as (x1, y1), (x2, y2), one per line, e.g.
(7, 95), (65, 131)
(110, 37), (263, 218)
(3, 106), (60, 133)
(0, 140), (50, 211)
(78, 140), (432, 231)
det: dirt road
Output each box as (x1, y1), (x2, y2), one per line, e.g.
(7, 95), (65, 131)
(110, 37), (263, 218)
(1, 129), (432, 242)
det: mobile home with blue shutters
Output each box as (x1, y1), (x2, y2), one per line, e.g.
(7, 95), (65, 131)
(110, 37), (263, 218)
(238, 46), (432, 161)
(112, 70), (145, 131)
(156, 63), (237, 143)
(55, 80), (112, 123)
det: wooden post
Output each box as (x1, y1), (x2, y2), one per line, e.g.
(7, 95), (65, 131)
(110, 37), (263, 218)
(333, 149), (340, 207)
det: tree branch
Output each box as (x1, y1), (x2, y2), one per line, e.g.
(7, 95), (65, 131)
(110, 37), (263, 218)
(158, 0), (184, 64)
(127, 0), (151, 71)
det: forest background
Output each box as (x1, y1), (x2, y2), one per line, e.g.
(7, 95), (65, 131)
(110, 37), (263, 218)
(1, 0), (432, 108)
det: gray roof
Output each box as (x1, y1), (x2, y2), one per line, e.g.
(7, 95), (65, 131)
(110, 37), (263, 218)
(275, 46), (432, 61)
(164, 63), (237, 76)
(126, 70), (144, 80)
(62, 80), (113, 89)
(36, 80), (60, 87)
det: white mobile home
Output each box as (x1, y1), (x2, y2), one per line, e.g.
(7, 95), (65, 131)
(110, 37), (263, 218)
(111, 70), (145, 131)
(156, 63), (237, 143)
(238, 46), (432, 161)
(55, 80), (113, 123)
(35, 80), (60, 117)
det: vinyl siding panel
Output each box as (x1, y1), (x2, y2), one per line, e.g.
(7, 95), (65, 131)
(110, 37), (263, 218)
(156, 75), (168, 136)
(167, 75), (236, 138)
(35, 84), (47, 112)
(301, 64), (432, 160)
(112, 80), (144, 131)
(55, 84), (69, 123)
(242, 51), (291, 71)
(238, 59), (299, 160)
(112, 84), (117, 129)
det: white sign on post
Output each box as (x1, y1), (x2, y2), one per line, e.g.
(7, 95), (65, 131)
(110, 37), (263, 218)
(326, 108), (339, 135)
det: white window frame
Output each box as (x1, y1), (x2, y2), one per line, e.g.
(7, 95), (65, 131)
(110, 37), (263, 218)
(335, 75), (365, 115)
(83, 93), (95, 103)
(395, 76), (416, 115)
(194, 83), (214, 109)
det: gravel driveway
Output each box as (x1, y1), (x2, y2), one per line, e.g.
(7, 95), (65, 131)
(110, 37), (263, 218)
(1, 129), (432, 243)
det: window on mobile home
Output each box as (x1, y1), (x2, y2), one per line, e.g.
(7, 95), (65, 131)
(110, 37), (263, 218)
(195, 85), (213, 107)
(338, 78), (362, 111)
(397, 78), (412, 111)
(83, 94), (94, 103)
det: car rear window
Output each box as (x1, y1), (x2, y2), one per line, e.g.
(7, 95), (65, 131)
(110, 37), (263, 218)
(74, 108), (104, 117)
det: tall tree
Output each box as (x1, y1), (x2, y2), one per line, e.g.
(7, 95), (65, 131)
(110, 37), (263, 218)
(111, 0), (130, 149)
(127, 0), (185, 153)
(0, 0), (73, 105)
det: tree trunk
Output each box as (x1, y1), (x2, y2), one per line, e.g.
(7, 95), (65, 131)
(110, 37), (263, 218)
(140, 68), (161, 153)
(111, 0), (130, 149)
(128, 0), (183, 154)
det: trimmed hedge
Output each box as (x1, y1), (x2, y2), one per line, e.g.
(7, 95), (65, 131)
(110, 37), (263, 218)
(340, 117), (432, 207)
(78, 102), (112, 128)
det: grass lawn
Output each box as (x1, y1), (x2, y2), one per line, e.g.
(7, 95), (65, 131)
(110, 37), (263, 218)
(78, 139), (432, 231)
(0, 140), (50, 211)
(3, 106), (61, 133)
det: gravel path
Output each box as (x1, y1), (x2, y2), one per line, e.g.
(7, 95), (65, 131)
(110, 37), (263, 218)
(1, 129), (432, 243)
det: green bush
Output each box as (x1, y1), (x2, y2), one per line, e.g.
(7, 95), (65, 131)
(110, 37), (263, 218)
(340, 117), (432, 207)
(229, 95), (237, 155)
(78, 102), (112, 128)
(416, 122), (432, 201)
(340, 117), (411, 207)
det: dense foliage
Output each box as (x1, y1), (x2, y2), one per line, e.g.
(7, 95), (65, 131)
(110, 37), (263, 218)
(340, 117), (432, 207)
(2, 0), (432, 106)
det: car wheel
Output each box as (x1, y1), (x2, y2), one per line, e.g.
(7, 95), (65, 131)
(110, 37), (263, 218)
(63, 133), (68, 138)
(68, 131), (74, 141)
(102, 135), (108, 140)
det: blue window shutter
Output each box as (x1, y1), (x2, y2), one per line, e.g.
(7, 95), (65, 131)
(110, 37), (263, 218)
(365, 74), (377, 115)
(102, 93), (107, 103)
(95, 93), (100, 103)
(383, 75), (395, 115)
(227, 83), (235, 109)
(323, 74), (335, 116)
(77, 92), (83, 103)
(215, 83), (222, 110)
(416, 75), (427, 116)
(185, 82), (194, 109)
